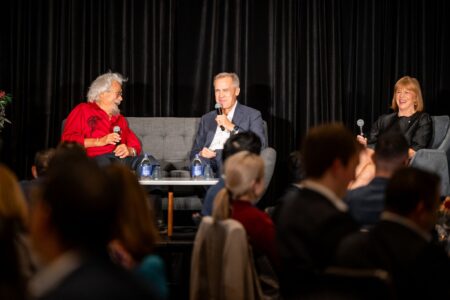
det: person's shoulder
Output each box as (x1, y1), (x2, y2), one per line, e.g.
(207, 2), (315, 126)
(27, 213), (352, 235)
(236, 102), (261, 115)
(69, 102), (97, 114)
(200, 109), (217, 121)
(377, 111), (397, 121)
(416, 111), (431, 121)
(75, 102), (94, 109)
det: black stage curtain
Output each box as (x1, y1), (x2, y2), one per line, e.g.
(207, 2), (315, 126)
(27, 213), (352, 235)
(1, 0), (450, 199)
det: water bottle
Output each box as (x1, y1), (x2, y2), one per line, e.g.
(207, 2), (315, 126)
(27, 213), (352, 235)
(191, 154), (203, 179)
(140, 153), (153, 180)
(204, 164), (214, 179)
(152, 164), (162, 180)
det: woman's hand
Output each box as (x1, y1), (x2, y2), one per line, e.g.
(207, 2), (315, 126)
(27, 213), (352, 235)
(356, 135), (368, 147)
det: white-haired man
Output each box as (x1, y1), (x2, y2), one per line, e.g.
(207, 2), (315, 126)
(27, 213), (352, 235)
(191, 72), (266, 172)
(62, 72), (145, 169)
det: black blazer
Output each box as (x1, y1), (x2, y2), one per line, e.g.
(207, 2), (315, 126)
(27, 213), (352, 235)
(190, 102), (266, 160)
(275, 186), (358, 297)
(336, 220), (450, 299)
(367, 111), (432, 151)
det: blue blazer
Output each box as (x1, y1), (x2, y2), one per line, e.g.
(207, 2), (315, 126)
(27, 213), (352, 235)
(190, 102), (266, 159)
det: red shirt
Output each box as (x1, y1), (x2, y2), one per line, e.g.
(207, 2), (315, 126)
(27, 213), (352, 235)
(62, 102), (142, 157)
(231, 200), (279, 268)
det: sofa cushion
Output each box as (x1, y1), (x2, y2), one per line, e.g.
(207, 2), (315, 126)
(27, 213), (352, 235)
(127, 117), (200, 170)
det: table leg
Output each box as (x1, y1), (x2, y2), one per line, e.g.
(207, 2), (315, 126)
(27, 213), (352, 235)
(168, 190), (174, 237)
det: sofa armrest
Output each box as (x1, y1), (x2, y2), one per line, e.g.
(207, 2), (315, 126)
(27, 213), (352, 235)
(410, 149), (450, 195)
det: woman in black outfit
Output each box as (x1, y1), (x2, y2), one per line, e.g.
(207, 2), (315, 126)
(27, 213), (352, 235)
(350, 76), (432, 189)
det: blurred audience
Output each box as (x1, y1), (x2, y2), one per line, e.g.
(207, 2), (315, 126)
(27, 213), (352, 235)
(275, 123), (360, 298)
(105, 164), (167, 299)
(286, 150), (305, 184)
(213, 151), (278, 268)
(345, 132), (409, 227)
(201, 131), (262, 217)
(0, 164), (33, 300)
(28, 146), (158, 300)
(337, 167), (450, 299)
(20, 148), (56, 204)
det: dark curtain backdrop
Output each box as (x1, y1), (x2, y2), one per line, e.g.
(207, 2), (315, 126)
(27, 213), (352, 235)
(1, 0), (450, 199)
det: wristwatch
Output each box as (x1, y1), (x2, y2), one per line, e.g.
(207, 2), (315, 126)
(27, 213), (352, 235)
(231, 125), (240, 134)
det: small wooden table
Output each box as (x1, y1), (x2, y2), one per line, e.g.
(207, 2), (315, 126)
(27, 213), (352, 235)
(139, 178), (218, 237)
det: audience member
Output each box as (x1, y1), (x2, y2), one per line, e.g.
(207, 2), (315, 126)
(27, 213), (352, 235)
(105, 164), (167, 300)
(0, 164), (32, 300)
(61, 71), (153, 171)
(201, 131), (262, 216)
(351, 76), (432, 188)
(212, 151), (278, 269)
(345, 132), (409, 227)
(286, 150), (305, 184)
(190, 72), (266, 173)
(337, 167), (450, 299)
(28, 147), (158, 300)
(275, 123), (360, 298)
(268, 150), (305, 219)
(20, 148), (56, 204)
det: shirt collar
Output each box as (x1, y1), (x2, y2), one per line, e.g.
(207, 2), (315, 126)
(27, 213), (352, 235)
(226, 101), (238, 121)
(301, 179), (348, 212)
(29, 250), (82, 298)
(381, 211), (432, 242)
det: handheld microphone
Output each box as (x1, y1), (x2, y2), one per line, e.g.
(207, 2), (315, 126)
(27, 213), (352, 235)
(214, 103), (225, 131)
(356, 119), (365, 136)
(113, 126), (121, 145)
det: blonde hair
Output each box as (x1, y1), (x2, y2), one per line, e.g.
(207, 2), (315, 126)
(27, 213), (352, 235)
(0, 164), (28, 230)
(212, 151), (264, 220)
(391, 76), (424, 112)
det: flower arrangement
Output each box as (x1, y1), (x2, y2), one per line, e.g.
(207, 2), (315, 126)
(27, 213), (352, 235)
(0, 90), (12, 132)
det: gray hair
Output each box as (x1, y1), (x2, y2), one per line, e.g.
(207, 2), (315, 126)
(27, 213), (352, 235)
(87, 72), (127, 103)
(214, 72), (240, 88)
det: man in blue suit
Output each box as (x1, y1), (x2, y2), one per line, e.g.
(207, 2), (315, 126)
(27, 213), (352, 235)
(191, 72), (266, 172)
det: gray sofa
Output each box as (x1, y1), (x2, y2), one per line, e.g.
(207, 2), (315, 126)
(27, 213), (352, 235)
(127, 117), (276, 210)
(410, 115), (450, 196)
(128, 117), (201, 173)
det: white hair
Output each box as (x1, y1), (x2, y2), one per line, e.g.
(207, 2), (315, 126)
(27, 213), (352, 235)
(87, 72), (127, 103)
(214, 72), (240, 88)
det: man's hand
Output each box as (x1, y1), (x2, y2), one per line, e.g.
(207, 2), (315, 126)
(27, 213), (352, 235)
(101, 132), (121, 145)
(215, 115), (234, 131)
(114, 144), (130, 158)
(200, 147), (216, 159)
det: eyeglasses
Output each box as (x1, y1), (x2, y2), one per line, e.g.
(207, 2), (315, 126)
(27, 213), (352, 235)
(108, 90), (123, 97)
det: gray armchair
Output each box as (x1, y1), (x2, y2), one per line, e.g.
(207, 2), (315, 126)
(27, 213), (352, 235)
(410, 115), (450, 196)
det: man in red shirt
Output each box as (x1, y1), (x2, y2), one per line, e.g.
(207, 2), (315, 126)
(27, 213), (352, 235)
(62, 72), (147, 170)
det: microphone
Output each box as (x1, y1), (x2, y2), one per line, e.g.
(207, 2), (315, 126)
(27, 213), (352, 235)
(113, 126), (121, 145)
(356, 119), (365, 136)
(214, 103), (225, 131)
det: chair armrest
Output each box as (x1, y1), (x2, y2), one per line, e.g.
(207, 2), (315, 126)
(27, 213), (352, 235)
(410, 149), (450, 195)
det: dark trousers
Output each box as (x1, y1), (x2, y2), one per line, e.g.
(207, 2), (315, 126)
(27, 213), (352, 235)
(92, 152), (156, 172)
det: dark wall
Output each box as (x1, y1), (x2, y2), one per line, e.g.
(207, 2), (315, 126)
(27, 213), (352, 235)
(1, 0), (449, 199)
